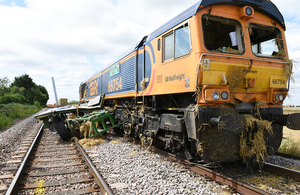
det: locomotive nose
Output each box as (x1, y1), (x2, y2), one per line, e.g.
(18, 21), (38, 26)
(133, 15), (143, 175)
(210, 113), (246, 134)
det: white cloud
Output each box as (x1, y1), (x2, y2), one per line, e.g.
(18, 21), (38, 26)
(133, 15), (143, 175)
(0, 0), (300, 106)
(0, 0), (199, 103)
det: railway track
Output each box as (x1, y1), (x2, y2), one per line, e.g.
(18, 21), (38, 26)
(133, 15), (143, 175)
(1, 124), (113, 195)
(275, 152), (300, 161)
(2, 120), (300, 194)
(0, 122), (41, 193)
(263, 162), (300, 182)
(122, 134), (268, 195)
(119, 132), (300, 195)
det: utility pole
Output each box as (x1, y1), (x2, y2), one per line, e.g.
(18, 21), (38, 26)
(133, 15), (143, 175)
(52, 77), (59, 108)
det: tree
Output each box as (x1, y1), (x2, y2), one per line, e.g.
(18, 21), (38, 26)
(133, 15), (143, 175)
(10, 74), (35, 89)
(10, 74), (35, 101)
(0, 77), (10, 96)
(10, 86), (26, 96)
(37, 85), (49, 105)
(31, 85), (49, 106)
(10, 74), (49, 106)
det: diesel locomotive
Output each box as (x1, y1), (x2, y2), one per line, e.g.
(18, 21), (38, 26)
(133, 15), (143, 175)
(36, 0), (300, 168)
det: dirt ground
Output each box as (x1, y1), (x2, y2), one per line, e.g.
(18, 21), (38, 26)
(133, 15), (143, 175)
(283, 107), (300, 142)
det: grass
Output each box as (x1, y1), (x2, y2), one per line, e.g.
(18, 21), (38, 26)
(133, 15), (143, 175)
(278, 136), (300, 157)
(0, 103), (40, 130)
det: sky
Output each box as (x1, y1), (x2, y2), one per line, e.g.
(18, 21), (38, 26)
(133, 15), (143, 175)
(0, 0), (299, 106)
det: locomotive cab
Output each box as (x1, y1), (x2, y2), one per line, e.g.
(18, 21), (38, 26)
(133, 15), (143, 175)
(189, 1), (299, 167)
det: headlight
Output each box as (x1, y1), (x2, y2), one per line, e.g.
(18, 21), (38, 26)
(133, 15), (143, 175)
(279, 93), (284, 101)
(275, 93), (284, 101)
(275, 94), (279, 101)
(212, 91), (220, 100)
(221, 91), (229, 100)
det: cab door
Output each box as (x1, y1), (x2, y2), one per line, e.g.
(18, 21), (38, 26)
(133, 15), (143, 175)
(135, 36), (148, 95)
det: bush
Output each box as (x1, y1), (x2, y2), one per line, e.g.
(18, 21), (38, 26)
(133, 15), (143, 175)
(0, 93), (27, 104)
(69, 100), (79, 105)
(34, 101), (41, 108)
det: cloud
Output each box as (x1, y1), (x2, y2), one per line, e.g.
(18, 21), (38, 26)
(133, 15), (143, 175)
(0, 0), (199, 103)
(0, 0), (299, 106)
(272, 0), (300, 22)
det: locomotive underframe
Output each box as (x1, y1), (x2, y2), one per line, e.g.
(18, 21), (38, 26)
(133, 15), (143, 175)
(107, 94), (285, 164)
(39, 92), (288, 166)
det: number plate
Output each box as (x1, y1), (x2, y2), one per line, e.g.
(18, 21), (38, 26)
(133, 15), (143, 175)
(270, 75), (287, 88)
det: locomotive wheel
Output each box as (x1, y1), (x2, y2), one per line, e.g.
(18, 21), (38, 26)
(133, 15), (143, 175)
(49, 117), (60, 133)
(49, 122), (57, 133)
(55, 122), (71, 141)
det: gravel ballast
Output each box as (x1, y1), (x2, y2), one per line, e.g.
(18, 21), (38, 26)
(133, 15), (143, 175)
(6, 114), (300, 194)
(0, 115), (40, 165)
(85, 136), (232, 195)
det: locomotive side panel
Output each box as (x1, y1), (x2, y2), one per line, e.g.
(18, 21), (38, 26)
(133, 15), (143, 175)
(82, 52), (139, 100)
(105, 56), (136, 96)
(142, 18), (199, 96)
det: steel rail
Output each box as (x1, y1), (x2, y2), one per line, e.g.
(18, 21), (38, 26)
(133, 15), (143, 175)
(263, 162), (300, 182)
(74, 140), (114, 195)
(123, 135), (270, 195)
(275, 152), (300, 161)
(5, 123), (44, 195)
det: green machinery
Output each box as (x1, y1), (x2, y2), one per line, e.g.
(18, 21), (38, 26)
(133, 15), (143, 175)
(67, 110), (121, 138)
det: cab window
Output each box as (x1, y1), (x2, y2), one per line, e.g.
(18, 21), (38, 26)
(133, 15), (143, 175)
(249, 24), (285, 59)
(202, 15), (244, 54)
(163, 23), (191, 62)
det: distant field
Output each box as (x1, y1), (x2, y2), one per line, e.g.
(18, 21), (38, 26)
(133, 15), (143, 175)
(283, 106), (300, 114)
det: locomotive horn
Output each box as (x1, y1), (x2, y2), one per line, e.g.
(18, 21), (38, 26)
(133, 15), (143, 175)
(210, 113), (246, 134)
(273, 113), (300, 130)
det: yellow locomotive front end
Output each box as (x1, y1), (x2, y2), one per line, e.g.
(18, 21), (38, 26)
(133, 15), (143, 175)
(189, 3), (297, 168)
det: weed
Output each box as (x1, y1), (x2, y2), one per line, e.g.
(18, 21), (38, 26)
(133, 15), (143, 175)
(278, 136), (300, 157)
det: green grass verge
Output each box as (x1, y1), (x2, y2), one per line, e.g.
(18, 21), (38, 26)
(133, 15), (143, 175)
(277, 137), (300, 157)
(0, 103), (40, 130)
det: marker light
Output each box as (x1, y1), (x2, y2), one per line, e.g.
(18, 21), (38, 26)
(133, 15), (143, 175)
(221, 91), (229, 100)
(246, 7), (253, 16)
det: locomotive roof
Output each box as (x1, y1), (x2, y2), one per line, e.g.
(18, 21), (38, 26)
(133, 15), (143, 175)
(83, 0), (285, 84)
(147, 0), (285, 42)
